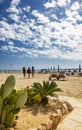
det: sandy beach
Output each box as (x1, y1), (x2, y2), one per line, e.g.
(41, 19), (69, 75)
(0, 72), (82, 130)
(0, 72), (82, 99)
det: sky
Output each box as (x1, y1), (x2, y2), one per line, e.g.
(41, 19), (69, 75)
(0, 0), (82, 70)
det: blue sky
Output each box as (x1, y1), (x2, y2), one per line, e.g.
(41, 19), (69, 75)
(0, 0), (82, 70)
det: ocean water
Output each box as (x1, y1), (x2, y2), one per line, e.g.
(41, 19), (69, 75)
(0, 70), (22, 73)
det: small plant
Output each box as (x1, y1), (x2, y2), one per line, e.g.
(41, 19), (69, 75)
(27, 81), (62, 105)
(33, 81), (62, 105)
(0, 75), (27, 128)
(25, 87), (41, 105)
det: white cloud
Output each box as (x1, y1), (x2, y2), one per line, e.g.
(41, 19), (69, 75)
(8, 45), (18, 53)
(1, 12), (82, 60)
(43, 0), (56, 8)
(66, 9), (78, 18)
(8, 41), (14, 45)
(8, 13), (20, 22)
(44, 0), (71, 8)
(57, 0), (66, 7)
(71, 2), (80, 11)
(7, 6), (19, 14)
(0, 21), (15, 39)
(32, 10), (50, 23)
(65, 2), (82, 23)
(76, 14), (82, 21)
(1, 45), (8, 51)
(2, 17), (8, 21)
(57, 0), (71, 7)
(11, 0), (20, 6)
(0, 0), (82, 61)
(0, 21), (10, 29)
(23, 6), (31, 12)
(51, 14), (58, 20)
(0, 36), (5, 41)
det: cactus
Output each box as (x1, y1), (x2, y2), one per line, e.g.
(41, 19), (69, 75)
(7, 89), (17, 105)
(6, 112), (14, 127)
(2, 75), (15, 98)
(11, 108), (20, 114)
(0, 75), (27, 128)
(15, 91), (27, 109)
(0, 96), (3, 116)
(1, 106), (7, 124)
(0, 84), (4, 96)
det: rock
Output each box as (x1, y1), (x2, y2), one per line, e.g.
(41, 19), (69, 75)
(56, 109), (62, 117)
(41, 120), (53, 130)
(50, 113), (58, 121)
(62, 103), (68, 112)
(47, 121), (53, 130)
(38, 125), (46, 130)
(61, 107), (67, 115)
(64, 101), (73, 111)
(50, 113), (60, 126)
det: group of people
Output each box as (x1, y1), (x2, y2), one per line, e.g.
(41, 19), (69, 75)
(22, 66), (35, 78)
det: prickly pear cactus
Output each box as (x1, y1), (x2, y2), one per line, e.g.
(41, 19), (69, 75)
(0, 84), (5, 96)
(1, 106), (7, 124)
(6, 112), (14, 127)
(0, 75), (27, 128)
(0, 96), (3, 115)
(7, 89), (17, 105)
(15, 91), (27, 109)
(2, 75), (15, 98)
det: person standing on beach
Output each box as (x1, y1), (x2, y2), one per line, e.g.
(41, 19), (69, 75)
(22, 67), (26, 78)
(32, 66), (35, 77)
(27, 67), (31, 78)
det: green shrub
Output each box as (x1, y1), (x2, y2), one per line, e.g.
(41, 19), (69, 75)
(32, 81), (62, 105)
(25, 81), (62, 105)
(25, 88), (41, 105)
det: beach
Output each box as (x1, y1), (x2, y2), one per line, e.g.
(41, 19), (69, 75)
(0, 72), (82, 130)
(0, 72), (82, 99)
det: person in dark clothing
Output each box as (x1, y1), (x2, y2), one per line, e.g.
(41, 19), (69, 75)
(32, 66), (35, 77)
(22, 67), (26, 78)
(27, 67), (31, 78)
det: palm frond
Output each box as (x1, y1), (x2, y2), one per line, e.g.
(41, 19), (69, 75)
(27, 81), (62, 105)
(32, 82), (42, 92)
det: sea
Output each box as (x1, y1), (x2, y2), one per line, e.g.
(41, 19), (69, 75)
(0, 70), (22, 73)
